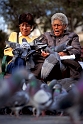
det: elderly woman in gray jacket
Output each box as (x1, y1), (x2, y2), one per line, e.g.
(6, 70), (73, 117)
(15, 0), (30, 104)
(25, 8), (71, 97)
(41, 13), (81, 59)
(32, 13), (82, 83)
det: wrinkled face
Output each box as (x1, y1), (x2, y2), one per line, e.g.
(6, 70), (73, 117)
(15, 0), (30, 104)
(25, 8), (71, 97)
(52, 19), (67, 37)
(19, 22), (32, 36)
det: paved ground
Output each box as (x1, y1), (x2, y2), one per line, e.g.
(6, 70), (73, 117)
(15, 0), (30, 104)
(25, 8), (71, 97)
(0, 113), (83, 124)
(0, 115), (73, 124)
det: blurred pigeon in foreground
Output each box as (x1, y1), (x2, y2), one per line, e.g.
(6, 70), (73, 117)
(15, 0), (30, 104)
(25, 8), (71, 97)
(24, 70), (53, 117)
(0, 69), (26, 108)
(6, 90), (29, 117)
(55, 71), (83, 124)
(1, 67), (53, 117)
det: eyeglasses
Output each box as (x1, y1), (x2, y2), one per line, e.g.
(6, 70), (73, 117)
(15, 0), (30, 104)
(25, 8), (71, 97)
(52, 24), (63, 27)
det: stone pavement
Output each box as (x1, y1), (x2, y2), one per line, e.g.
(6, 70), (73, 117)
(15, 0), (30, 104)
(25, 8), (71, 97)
(0, 115), (73, 124)
(0, 114), (83, 124)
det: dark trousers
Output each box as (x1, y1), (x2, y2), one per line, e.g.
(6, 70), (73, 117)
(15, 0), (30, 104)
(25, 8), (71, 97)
(6, 57), (26, 74)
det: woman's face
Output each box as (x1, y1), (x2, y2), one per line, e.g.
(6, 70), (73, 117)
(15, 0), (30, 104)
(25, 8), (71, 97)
(52, 19), (67, 37)
(19, 22), (32, 36)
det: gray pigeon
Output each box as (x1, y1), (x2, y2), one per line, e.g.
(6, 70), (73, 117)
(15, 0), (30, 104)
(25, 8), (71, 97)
(5, 40), (20, 49)
(41, 53), (66, 79)
(6, 90), (29, 117)
(2, 67), (53, 117)
(24, 69), (53, 117)
(41, 54), (59, 79)
(47, 81), (68, 114)
(55, 71), (83, 124)
(0, 69), (25, 108)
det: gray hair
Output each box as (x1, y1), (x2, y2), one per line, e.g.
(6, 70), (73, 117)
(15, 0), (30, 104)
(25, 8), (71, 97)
(51, 13), (68, 25)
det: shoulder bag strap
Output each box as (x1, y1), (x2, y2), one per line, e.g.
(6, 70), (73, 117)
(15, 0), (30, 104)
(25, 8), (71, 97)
(17, 32), (19, 43)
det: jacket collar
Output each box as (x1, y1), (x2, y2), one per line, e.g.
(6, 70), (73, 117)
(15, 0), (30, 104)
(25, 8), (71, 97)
(50, 30), (70, 37)
(19, 32), (33, 38)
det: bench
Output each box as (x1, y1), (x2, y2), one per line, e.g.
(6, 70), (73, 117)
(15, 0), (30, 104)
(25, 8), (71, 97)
(80, 47), (83, 61)
(0, 46), (83, 78)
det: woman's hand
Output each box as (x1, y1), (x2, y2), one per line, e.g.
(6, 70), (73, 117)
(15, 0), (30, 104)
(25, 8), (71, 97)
(58, 52), (67, 56)
(41, 50), (49, 57)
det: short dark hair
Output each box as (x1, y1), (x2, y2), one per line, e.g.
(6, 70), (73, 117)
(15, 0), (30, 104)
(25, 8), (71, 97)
(19, 13), (35, 26)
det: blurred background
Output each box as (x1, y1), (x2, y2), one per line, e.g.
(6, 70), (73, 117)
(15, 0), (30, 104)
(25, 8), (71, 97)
(0, 0), (83, 59)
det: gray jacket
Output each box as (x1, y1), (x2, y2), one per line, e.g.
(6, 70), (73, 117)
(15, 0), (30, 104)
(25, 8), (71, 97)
(42, 30), (81, 59)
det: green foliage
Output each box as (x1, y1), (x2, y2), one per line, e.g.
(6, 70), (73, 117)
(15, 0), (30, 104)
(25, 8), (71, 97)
(0, 0), (83, 32)
(59, 0), (83, 31)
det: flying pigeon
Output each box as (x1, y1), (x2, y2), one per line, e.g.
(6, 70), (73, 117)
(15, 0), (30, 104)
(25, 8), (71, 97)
(41, 53), (63, 80)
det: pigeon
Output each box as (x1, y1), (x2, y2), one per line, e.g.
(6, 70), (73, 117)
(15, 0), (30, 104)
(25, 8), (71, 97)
(24, 69), (53, 117)
(47, 81), (68, 114)
(31, 82), (67, 116)
(6, 90), (29, 117)
(0, 68), (26, 108)
(48, 78), (77, 92)
(5, 40), (20, 49)
(41, 52), (66, 79)
(41, 54), (59, 79)
(2, 67), (52, 117)
(55, 71), (83, 124)
(45, 33), (73, 53)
